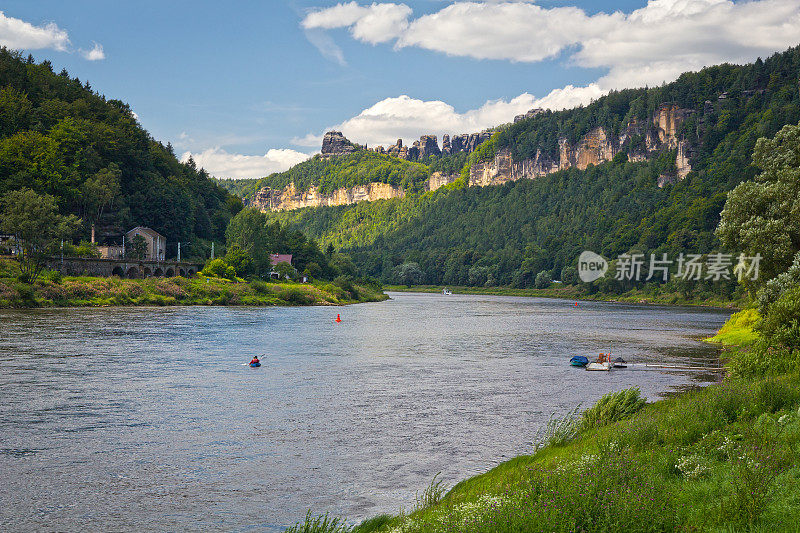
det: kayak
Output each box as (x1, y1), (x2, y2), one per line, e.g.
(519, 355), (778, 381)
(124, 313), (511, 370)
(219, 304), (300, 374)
(570, 355), (589, 367)
(249, 362), (261, 367)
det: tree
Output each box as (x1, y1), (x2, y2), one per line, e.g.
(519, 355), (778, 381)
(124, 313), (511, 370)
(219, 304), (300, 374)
(126, 234), (147, 260)
(0, 188), (79, 283)
(561, 266), (579, 285)
(82, 163), (121, 224)
(274, 261), (295, 281)
(394, 261), (423, 286)
(535, 270), (552, 289)
(224, 244), (254, 278)
(717, 122), (800, 284)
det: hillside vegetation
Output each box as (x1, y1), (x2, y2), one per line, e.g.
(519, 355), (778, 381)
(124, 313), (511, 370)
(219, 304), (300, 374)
(264, 46), (800, 300)
(0, 48), (241, 260)
(218, 151), (434, 202)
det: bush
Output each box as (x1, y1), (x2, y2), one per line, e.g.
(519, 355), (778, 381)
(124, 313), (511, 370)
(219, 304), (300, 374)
(278, 287), (315, 305)
(250, 280), (271, 294)
(202, 258), (236, 280)
(46, 270), (62, 283)
(534, 269), (551, 289)
(582, 388), (646, 429)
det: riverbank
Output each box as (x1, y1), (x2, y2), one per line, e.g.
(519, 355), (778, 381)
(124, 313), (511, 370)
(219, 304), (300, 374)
(0, 259), (387, 308)
(289, 311), (800, 532)
(385, 284), (743, 309)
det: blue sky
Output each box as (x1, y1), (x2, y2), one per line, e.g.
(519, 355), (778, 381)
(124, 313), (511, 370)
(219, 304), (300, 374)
(2, 1), (800, 177)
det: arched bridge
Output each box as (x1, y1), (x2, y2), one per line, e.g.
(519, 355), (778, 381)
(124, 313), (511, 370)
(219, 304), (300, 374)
(47, 257), (203, 279)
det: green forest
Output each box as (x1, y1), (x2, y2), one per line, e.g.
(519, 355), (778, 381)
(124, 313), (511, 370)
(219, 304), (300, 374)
(0, 47), (241, 260)
(217, 150), (433, 201)
(260, 46), (800, 299)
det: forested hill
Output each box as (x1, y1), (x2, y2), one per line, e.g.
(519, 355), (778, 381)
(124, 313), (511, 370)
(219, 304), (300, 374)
(0, 48), (241, 260)
(217, 150), (437, 203)
(266, 46), (800, 293)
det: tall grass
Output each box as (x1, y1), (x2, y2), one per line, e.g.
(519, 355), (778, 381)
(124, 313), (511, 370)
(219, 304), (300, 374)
(581, 387), (646, 429)
(285, 511), (352, 533)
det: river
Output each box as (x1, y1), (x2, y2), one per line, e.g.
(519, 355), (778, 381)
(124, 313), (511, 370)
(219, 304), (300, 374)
(0, 292), (729, 531)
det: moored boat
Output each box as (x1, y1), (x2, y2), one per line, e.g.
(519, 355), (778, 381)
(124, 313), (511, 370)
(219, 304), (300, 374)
(570, 355), (589, 367)
(586, 361), (612, 371)
(613, 357), (627, 368)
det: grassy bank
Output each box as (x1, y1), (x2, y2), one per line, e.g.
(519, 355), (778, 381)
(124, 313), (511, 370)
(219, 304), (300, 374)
(288, 312), (800, 533)
(385, 284), (743, 309)
(0, 259), (387, 308)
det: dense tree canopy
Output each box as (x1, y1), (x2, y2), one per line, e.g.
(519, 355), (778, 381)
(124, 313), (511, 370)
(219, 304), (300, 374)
(0, 48), (242, 260)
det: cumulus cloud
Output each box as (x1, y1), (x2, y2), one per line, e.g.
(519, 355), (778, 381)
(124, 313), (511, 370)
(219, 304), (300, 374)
(181, 148), (312, 179)
(303, 2), (412, 44)
(0, 10), (70, 51)
(302, 0), (800, 88)
(80, 42), (105, 61)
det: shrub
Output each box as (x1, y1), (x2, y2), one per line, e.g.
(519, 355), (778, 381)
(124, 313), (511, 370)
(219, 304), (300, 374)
(534, 269), (551, 289)
(46, 270), (62, 283)
(278, 287), (315, 305)
(582, 388), (646, 429)
(250, 280), (271, 294)
(534, 406), (581, 450)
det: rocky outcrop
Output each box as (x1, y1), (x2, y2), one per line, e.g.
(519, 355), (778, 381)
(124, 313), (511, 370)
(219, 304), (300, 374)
(514, 108), (544, 123)
(253, 172), (461, 211)
(321, 131), (360, 157)
(253, 182), (405, 211)
(427, 172), (458, 192)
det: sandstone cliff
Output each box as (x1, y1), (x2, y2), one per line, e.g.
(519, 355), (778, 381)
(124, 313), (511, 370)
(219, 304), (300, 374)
(251, 173), (461, 212)
(255, 104), (697, 211)
(469, 103), (695, 188)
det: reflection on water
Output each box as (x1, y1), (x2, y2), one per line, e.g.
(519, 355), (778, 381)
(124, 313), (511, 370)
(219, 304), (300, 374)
(0, 293), (729, 530)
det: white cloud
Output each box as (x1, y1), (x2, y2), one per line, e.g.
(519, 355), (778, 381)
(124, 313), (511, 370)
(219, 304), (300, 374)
(304, 28), (347, 66)
(181, 148), (312, 179)
(80, 42), (105, 61)
(0, 10), (70, 51)
(302, 0), (800, 88)
(303, 2), (412, 44)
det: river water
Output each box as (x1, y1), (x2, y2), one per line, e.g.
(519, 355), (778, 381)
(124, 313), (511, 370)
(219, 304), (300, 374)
(0, 292), (729, 531)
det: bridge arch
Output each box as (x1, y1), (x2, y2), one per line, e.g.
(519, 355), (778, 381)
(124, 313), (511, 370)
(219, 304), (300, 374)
(165, 268), (175, 278)
(187, 268), (196, 276)
(154, 268), (164, 277)
(179, 268), (186, 277)
(112, 266), (124, 277)
(126, 266), (139, 279)
(142, 267), (152, 278)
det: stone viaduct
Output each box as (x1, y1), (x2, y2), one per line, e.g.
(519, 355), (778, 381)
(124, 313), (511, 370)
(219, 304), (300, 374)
(46, 257), (203, 279)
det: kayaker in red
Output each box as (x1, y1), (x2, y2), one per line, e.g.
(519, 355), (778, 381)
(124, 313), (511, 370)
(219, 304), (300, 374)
(250, 356), (260, 365)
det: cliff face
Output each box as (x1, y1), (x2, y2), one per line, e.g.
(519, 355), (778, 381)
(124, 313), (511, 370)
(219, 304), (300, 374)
(470, 103), (695, 188)
(255, 104), (696, 211)
(252, 172), (460, 212)
(253, 182), (405, 211)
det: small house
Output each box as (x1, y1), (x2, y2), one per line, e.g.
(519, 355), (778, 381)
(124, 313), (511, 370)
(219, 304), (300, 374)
(269, 253), (293, 280)
(126, 227), (166, 261)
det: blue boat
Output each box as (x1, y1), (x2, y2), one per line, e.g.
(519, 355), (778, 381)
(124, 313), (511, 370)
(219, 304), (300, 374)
(249, 362), (261, 368)
(570, 356), (589, 367)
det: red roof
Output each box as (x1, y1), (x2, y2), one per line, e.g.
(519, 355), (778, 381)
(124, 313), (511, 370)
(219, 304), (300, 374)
(270, 253), (292, 266)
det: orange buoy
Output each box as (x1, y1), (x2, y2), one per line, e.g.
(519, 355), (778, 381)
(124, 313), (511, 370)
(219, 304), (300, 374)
(336, 314), (341, 323)
(575, 302), (578, 307)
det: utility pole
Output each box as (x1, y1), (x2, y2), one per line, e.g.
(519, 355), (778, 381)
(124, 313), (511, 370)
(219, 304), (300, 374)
(211, 242), (214, 260)
(177, 242), (180, 262)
